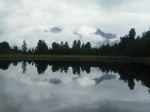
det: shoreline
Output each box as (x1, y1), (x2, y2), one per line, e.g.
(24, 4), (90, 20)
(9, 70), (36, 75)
(0, 54), (150, 65)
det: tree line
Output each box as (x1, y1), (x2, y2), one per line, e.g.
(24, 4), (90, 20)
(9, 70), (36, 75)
(0, 28), (150, 57)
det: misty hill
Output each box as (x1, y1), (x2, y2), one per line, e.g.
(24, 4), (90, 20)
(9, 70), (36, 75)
(50, 27), (62, 33)
(43, 27), (118, 47)
(95, 28), (117, 39)
(44, 27), (62, 33)
(44, 27), (117, 40)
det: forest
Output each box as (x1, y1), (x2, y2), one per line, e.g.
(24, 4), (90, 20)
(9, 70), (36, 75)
(0, 28), (150, 57)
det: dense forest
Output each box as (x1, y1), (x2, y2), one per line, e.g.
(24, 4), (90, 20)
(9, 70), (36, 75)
(0, 28), (150, 57)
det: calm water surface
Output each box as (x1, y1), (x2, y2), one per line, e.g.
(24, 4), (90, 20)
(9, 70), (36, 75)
(0, 61), (150, 112)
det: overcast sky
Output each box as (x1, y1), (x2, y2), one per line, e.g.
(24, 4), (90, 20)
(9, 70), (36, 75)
(0, 0), (150, 48)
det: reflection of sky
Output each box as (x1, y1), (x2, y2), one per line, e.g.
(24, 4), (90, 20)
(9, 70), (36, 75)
(0, 63), (150, 112)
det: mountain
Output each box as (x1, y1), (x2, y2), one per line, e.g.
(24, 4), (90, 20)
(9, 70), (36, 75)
(42, 26), (118, 47)
(95, 27), (117, 39)
(43, 27), (117, 40)
(50, 27), (62, 33)
(43, 27), (62, 33)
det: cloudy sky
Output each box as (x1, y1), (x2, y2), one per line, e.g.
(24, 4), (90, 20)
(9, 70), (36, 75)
(0, 0), (150, 48)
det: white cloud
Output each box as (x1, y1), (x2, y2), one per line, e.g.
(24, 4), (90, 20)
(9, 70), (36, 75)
(0, 0), (150, 48)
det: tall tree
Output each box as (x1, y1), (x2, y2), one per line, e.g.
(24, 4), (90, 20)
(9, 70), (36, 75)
(22, 61), (27, 73)
(64, 41), (69, 49)
(36, 40), (48, 54)
(60, 41), (64, 49)
(0, 41), (11, 54)
(77, 40), (81, 49)
(85, 42), (91, 49)
(22, 40), (27, 54)
(13, 46), (19, 54)
(129, 28), (136, 42)
(72, 40), (77, 49)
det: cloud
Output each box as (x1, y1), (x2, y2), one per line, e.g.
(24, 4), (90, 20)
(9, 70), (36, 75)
(0, 0), (150, 48)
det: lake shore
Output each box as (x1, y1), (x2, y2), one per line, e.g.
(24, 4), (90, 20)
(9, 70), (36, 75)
(0, 54), (150, 65)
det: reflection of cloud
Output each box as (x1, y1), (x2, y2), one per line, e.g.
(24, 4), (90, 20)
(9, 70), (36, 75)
(49, 78), (62, 84)
(43, 78), (62, 84)
(94, 74), (116, 85)
(53, 100), (150, 112)
(0, 63), (150, 112)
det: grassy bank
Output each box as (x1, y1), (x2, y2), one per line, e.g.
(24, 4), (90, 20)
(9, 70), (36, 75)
(0, 54), (150, 65)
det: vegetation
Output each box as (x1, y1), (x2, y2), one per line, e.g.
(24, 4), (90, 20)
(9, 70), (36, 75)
(0, 28), (150, 57)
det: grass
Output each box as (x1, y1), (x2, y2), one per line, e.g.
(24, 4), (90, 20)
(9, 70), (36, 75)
(0, 54), (150, 65)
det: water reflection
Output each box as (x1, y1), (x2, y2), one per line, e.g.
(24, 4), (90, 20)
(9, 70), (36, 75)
(0, 60), (150, 112)
(22, 61), (27, 73)
(94, 73), (116, 85)
(0, 60), (12, 70)
(0, 60), (150, 91)
(34, 61), (48, 74)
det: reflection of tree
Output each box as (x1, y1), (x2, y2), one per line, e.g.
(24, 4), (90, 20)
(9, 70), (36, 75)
(27, 61), (33, 65)
(35, 61), (48, 74)
(98, 62), (150, 91)
(22, 61), (27, 73)
(50, 61), (92, 75)
(63, 66), (68, 73)
(0, 61), (11, 70)
(28, 61), (150, 92)
(52, 65), (59, 72)
(12, 61), (18, 66)
(1, 60), (150, 93)
(72, 67), (80, 75)
(84, 67), (91, 74)
(34, 60), (150, 92)
(128, 78), (135, 90)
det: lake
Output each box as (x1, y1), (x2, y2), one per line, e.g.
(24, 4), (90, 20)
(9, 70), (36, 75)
(0, 60), (150, 112)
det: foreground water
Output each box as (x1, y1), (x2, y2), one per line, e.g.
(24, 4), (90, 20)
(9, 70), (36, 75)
(0, 61), (150, 112)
